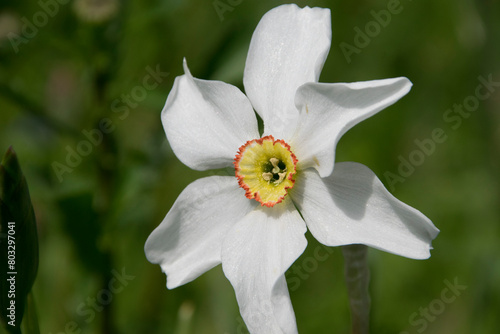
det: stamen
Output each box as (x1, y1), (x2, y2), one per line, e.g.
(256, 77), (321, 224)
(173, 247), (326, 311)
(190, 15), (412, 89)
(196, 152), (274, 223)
(264, 157), (288, 185)
(270, 158), (280, 174)
(277, 172), (287, 183)
(234, 135), (298, 207)
(262, 172), (273, 182)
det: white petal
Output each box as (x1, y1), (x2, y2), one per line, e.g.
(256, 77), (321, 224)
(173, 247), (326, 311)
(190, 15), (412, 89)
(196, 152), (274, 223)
(292, 77), (412, 177)
(290, 163), (439, 259)
(243, 4), (331, 140)
(163, 59), (260, 171)
(145, 176), (257, 289)
(222, 199), (307, 334)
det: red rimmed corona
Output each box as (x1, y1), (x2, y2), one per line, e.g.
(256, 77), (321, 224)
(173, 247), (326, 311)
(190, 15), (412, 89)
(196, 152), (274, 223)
(234, 135), (298, 207)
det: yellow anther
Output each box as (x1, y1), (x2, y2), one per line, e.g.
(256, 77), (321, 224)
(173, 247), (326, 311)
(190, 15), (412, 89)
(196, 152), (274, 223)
(262, 172), (273, 182)
(277, 172), (287, 183)
(270, 157), (280, 174)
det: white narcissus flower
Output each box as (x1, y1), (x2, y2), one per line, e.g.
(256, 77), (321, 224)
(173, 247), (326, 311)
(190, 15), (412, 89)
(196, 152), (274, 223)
(145, 4), (439, 334)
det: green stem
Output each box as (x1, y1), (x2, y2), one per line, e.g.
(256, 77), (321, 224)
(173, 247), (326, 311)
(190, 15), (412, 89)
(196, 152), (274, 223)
(342, 244), (370, 334)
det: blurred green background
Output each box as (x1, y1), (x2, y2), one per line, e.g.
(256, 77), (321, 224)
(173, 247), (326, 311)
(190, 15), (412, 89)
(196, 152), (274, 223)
(0, 0), (499, 333)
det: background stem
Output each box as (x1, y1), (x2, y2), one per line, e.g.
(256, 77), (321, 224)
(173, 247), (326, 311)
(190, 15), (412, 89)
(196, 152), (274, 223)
(342, 244), (370, 334)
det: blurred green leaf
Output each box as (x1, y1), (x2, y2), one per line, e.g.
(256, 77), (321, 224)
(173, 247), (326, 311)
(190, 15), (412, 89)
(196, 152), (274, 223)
(20, 292), (39, 334)
(58, 193), (108, 274)
(0, 147), (39, 333)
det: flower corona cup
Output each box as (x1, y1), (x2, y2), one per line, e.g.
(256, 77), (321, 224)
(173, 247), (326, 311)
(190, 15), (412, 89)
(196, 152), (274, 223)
(234, 135), (298, 207)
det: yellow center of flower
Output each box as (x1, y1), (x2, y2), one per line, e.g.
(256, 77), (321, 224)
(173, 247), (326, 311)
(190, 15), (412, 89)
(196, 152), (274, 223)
(234, 135), (297, 207)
